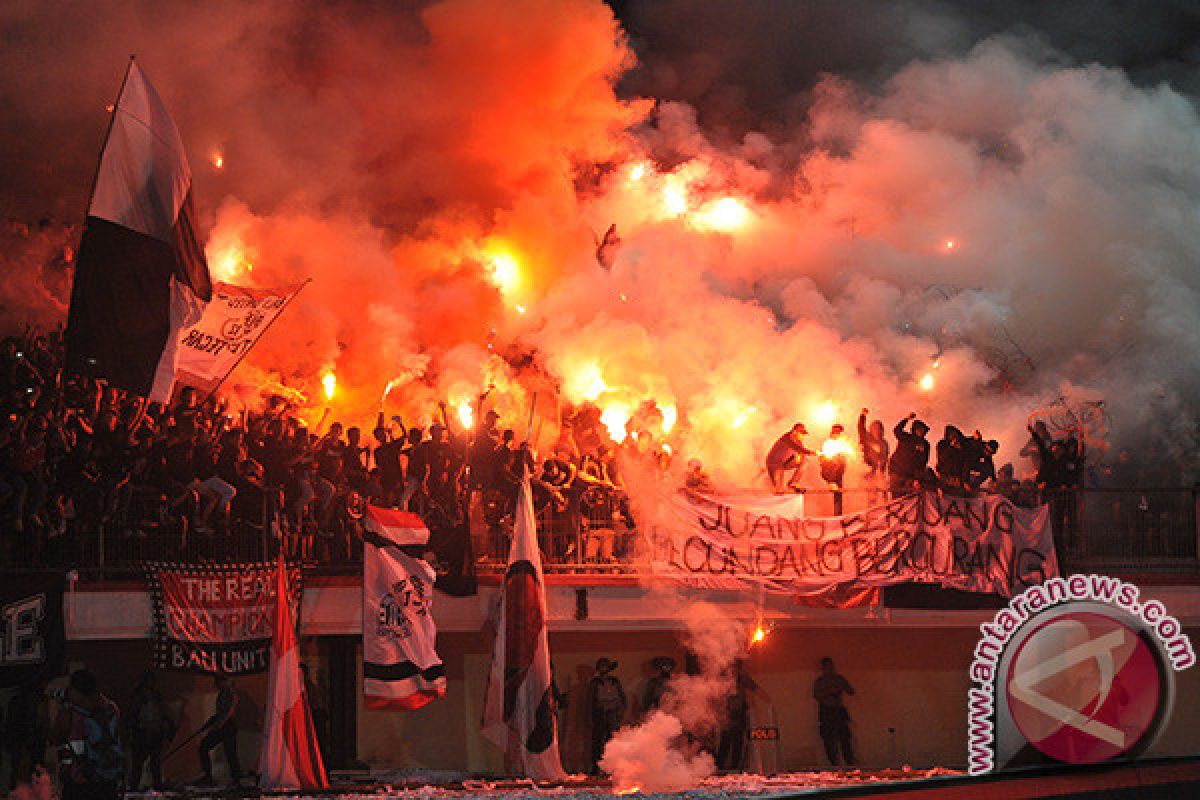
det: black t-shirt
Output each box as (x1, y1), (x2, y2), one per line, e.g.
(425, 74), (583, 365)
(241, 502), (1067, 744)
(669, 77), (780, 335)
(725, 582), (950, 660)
(374, 440), (405, 483)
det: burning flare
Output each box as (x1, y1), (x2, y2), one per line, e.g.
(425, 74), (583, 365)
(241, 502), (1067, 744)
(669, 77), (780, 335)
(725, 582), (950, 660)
(458, 400), (474, 429)
(813, 400), (839, 429)
(380, 377), (404, 408)
(601, 402), (632, 442)
(731, 404), (757, 429)
(486, 248), (522, 299)
(660, 403), (677, 434)
(661, 177), (689, 217)
(566, 361), (609, 403)
(693, 196), (753, 232)
(322, 371), (337, 402)
(207, 238), (254, 282)
(820, 437), (855, 459)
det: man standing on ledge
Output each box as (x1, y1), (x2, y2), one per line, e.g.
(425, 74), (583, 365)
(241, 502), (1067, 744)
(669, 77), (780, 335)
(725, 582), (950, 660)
(813, 657), (855, 767)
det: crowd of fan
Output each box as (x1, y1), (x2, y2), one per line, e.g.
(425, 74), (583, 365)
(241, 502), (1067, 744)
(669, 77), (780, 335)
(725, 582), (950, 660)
(0, 329), (1091, 569)
(762, 408), (1086, 535)
(764, 408), (1085, 503)
(0, 329), (640, 569)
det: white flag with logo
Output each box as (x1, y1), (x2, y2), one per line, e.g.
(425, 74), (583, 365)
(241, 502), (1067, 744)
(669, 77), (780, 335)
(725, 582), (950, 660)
(175, 281), (304, 394)
(363, 506), (446, 710)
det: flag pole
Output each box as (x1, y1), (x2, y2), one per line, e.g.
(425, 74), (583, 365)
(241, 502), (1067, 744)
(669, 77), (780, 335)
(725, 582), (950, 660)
(525, 391), (538, 443)
(203, 278), (312, 403)
(83, 55), (136, 216)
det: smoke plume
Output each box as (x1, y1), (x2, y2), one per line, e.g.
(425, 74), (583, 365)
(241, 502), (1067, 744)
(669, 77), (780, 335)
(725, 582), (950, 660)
(600, 600), (748, 791)
(2, 0), (1199, 479)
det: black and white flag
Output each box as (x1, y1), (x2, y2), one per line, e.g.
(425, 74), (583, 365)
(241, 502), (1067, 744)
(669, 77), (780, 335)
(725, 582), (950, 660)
(363, 506), (447, 710)
(66, 59), (213, 402)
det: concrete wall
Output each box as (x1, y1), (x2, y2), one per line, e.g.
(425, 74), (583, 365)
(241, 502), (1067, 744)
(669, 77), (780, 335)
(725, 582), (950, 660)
(39, 624), (1197, 783)
(25, 580), (1200, 782)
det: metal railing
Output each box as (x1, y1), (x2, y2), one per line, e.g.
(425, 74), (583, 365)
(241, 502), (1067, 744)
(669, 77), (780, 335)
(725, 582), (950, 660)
(1, 487), (1196, 578)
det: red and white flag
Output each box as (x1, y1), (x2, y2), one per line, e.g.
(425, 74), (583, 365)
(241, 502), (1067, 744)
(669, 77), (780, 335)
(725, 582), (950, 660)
(363, 505), (430, 547)
(362, 505), (446, 710)
(258, 559), (327, 790)
(482, 472), (567, 781)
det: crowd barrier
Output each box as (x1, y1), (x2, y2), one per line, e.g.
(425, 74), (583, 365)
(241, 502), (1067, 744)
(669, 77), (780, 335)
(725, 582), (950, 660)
(1, 486), (1195, 578)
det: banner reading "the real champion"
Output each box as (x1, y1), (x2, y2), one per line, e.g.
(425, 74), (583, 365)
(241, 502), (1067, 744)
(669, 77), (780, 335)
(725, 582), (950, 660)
(147, 563), (302, 675)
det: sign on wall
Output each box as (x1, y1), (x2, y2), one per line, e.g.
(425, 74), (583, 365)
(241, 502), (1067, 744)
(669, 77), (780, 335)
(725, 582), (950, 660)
(0, 572), (65, 688)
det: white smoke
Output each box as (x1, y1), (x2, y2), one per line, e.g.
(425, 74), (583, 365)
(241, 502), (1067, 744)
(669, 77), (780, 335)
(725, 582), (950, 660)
(600, 600), (748, 792)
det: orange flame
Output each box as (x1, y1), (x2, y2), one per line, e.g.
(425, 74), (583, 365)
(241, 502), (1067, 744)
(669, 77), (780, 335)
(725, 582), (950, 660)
(212, 151), (224, 170)
(565, 361), (609, 403)
(919, 372), (935, 392)
(206, 238), (254, 282)
(458, 400), (474, 429)
(661, 175), (689, 217)
(488, 251), (520, 294)
(820, 437), (855, 459)
(660, 403), (677, 434)
(693, 196), (753, 232)
(322, 371), (337, 401)
(601, 402), (632, 442)
(731, 404), (757, 429)
(812, 400), (839, 429)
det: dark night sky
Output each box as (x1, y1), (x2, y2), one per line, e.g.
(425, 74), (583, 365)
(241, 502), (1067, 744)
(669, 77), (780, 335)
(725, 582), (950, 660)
(607, 0), (1200, 142)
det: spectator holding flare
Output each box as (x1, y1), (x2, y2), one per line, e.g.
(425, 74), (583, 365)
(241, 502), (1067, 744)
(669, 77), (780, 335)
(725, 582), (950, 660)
(467, 410), (502, 492)
(372, 417), (406, 503)
(765, 422), (814, 494)
(818, 423), (850, 515)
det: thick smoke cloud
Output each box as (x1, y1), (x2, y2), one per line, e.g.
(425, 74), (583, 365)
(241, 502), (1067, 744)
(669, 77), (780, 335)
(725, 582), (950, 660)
(2, 0), (1198, 481)
(600, 600), (747, 791)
